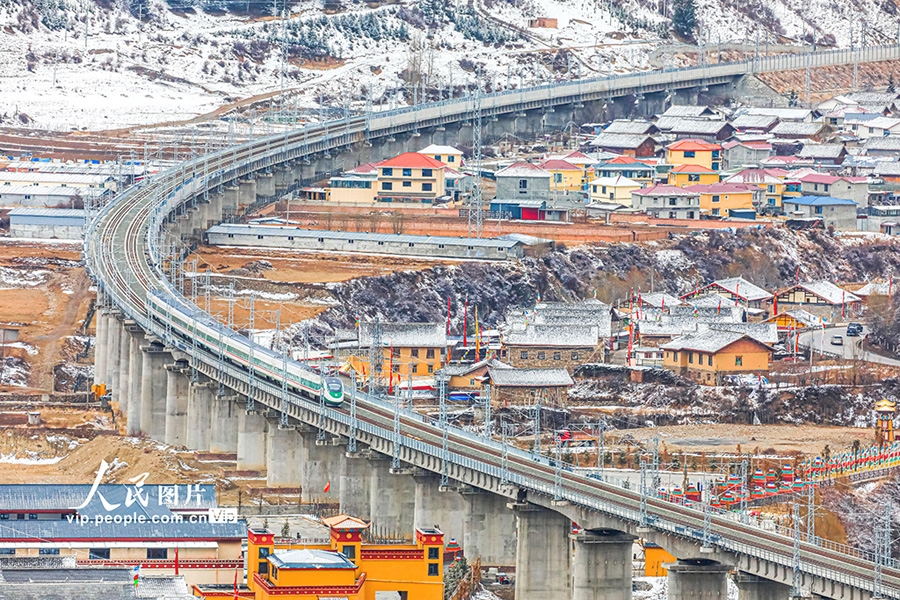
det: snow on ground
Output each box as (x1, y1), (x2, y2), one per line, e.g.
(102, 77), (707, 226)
(0, 451), (65, 465)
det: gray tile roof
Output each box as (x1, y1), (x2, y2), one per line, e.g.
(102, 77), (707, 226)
(797, 144), (845, 158)
(873, 160), (900, 175)
(603, 120), (657, 135)
(590, 133), (653, 149)
(731, 114), (778, 130)
(662, 105), (715, 117)
(359, 322), (447, 348)
(0, 568), (133, 583)
(136, 576), (193, 599)
(709, 322), (779, 344)
(865, 136), (900, 151)
(771, 122), (826, 136)
(661, 331), (772, 353)
(504, 324), (600, 347)
(656, 117), (730, 134)
(488, 367), (574, 387)
(707, 277), (773, 302)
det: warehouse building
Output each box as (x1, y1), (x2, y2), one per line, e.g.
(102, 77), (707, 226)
(0, 185), (106, 208)
(9, 207), (85, 240)
(206, 224), (524, 260)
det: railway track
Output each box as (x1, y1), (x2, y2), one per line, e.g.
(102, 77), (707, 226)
(87, 50), (900, 597)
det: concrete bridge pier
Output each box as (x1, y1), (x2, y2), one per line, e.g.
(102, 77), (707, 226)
(238, 179), (257, 210)
(206, 193), (224, 227)
(163, 361), (190, 447)
(291, 162), (304, 186)
(125, 326), (144, 435)
(300, 161), (317, 182)
(116, 320), (132, 413)
(106, 314), (122, 398)
(274, 167), (292, 194)
(571, 529), (635, 600)
(237, 408), (268, 471)
(209, 393), (240, 453)
(413, 474), (466, 549)
(461, 489), (516, 566)
(339, 450), (372, 520)
(256, 172), (275, 201)
(368, 456), (416, 540)
(185, 379), (215, 451)
(512, 503), (571, 600)
(266, 424), (303, 488)
(300, 430), (343, 504)
(139, 340), (170, 440)
(666, 560), (731, 600)
(733, 574), (793, 600)
(223, 185), (240, 217)
(93, 307), (108, 386)
(457, 122), (474, 147)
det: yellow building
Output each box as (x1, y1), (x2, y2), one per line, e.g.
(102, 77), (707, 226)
(588, 175), (641, 206)
(329, 163), (380, 203)
(376, 153), (446, 204)
(665, 139), (722, 170)
(350, 321), (448, 381)
(234, 517), (444, 600)
(539, 159), (585, 192)
(418, 144), (464, 167)
(667, 164), (719, 187)
(724, 169), (787, 209)
(684, 182), (755, 217)
(661, 332), (773, 385)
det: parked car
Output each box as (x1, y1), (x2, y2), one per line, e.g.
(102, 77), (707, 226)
(831, 335), (844, 346)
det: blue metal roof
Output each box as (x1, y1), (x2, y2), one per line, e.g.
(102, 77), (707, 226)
(783, 195), (858, 206)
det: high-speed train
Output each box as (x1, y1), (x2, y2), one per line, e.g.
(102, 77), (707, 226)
(147, 290), (344, 408)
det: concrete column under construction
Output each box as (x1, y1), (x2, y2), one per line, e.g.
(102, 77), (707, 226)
(571, 529), (635, 600)
(666, 560), (731, 600)
(163, 363), (190, 447)
(139, 341), (169, 440)
(368, 456), (415, 539)
(299, 429), (342, 504)
(462, 490), (516, 566)
(126, 328), (144, 435)
(266, 424), (302, 488)
(209, 394), (240, 453)
(116, 322), (131, 413)
(734, 574), (793, 600)
(185, 380), (215, 451)
(237, 409), (268, 471)
(339, 451), (372, 520)
(94, 309), (108, 386)
(413, 474), (466, 544)
(238, 179), (256, 209)
(106, 315), (121, 396)
(513, 504), (571, 600)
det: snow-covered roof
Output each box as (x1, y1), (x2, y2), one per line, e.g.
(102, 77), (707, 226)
(504, 324), (600, 347)
(785, 281), (861, 304)
(873, 161), (900, 176)
(731, 114), (779, 130)
(766, 308), (821, 327)
(847, 92), (900, 104)
(269, 548), (356, 569)
(419, 144), (463, 155)
(632, 184), (699, 197)
(604, 120), (658, 134)
(864, 137), (900, 151)
(862, 116), (900, 131)
(488, 366), (574, 387)
(359, 322), (447, 347)
(709, 322), (779, 344)
(495, 162), (552, 178)
(662, 105), (716, 118)
(639, 292), (680, 308)
(656, 117), (731, 134)
(703, 277), (773, 302)
(661, 331), (772, 353)
(854, 281), (891, 296)
(589, 175), (640, 187)
(441, 358), (511, 377)
(797, 144), (846, 158)
(741, 107), (815, 121)
(590, 133), (654, 149)
(771, 122), (826, 136)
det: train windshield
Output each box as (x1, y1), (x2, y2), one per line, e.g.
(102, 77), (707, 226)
(326, 379), (342, 392)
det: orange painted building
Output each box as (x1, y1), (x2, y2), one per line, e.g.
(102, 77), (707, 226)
(195, 516), (445, 600)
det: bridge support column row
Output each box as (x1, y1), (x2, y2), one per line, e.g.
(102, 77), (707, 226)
(223, 185), (240, 217)
(238, 179), (256, 209)
(237, 409), (268, 471)
(185, 379), (215, 451)
(106, 314), (121, 398)
(462, 490), (517, 567)
(513, 504), (571, 600)
(734, 573), (793, 600)
(571, 530), (634, 600)
(116, 320), (131, 413)
(266, 424), (303, 488)
(256, 172), (275, 199)
(339, 451), (372, 520)
(368, 456), (416, 539)
(139, 341), (170, 440)
(414, 474), (466, 544)
(93, 308), (108, 386)
(209, 394), (240, 453)
(667, 560), (731, 600)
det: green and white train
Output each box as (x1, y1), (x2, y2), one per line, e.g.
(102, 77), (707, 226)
(147, 290), (344, 407)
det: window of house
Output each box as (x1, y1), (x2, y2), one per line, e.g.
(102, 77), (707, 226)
(815, 206), (823, 214)
(426, 348), (435, 359)
(383, 182), (393, 190)
(601, 186), (607, 194)
(672, 352), (678, 361)
(143, 548), (166, 559)
(438, 244), (445, 249)
(410, 348), (419, 358)
(428, 364), (434, 374)
(28, 514), (37, 520)
(402, 181), (412, 187)
(520, 351), (528, 359)
(735, 356), (743, 366)
(409, 243), (415, 247)
(553, 173), (562, 183)
(0, 549), (13, 555)
(683, 151), (695, 158)
(448, 156), (455, 162)
(90, 548), (111, 560)
(288, 236), (294, 241)
(519, 179), (528, 189)
(688, 174), (699, 182)
(767, 184), (775, 193)
(423, 169), (433, 177)
(708, 355), (713, 366)
(378, 241), (384, 245)
(712, 162), (719, 170)
(537, 351), (545, 360)
(711, 195), (720, 203)
(342, 545), (356, 559)
(382, 168), (393, 176)
(422, 183), (433, 191)
(403, 168), (412, 176)
(317, 237), (324, 242)
(553, 352), (561, 360)
(348, 239), (354, 244)
(434, 155), (441, 161)
(688, 353), (693, 364)
(428, 547), (440, 560)
(428, 563), (439, 576)
(39, 548), (60, 555)
(712, 208), (720, 216)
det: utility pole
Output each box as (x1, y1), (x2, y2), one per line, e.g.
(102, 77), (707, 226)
(532, 402), (541, 457)
(468, 70), (484, 239)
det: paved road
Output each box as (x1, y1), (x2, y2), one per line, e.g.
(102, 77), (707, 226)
(798, 325), (900, 367)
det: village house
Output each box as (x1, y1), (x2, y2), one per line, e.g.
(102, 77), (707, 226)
(494, 162), (552, 202)
(796, 144), (848, 166)
(589, 133), (657, 157)
(724, 169), (786, 209)
(684, 182), (756, 217)
(721, 141), (773, 170)
(501, 324), (603, 371)
(666, 139), (722, 171)
(764, 308), (822, 331)
(602, 120), (660, 136)
(593, 157), (657, 186)
(781, 196), (859, 230)
(661, 332), (774, 385)
(539, 159), (585, 193)
(418, 144), (464, 167)
(680, 276), (773, 312)
(773, 281), (862, 320)
(487, 365), (574, 407)
(355, 321), (448, 380)
(741, 107), (818, 122)
(589, 175), (641, 206)
(655, 117), (735, 142)
(863, 136), (900, 156)
(770, 122), (830, 141)
(730, 114), (779, 134)
(796, 173), (868, 206)
(329, 162), (380, 203)
(661, 105), (719, 118)
(375, 153), (447, 204)
(631, 184), (701, 219)
(667, 164), (719, 187)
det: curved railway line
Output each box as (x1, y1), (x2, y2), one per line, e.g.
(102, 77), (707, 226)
(87, 48), (900, 598)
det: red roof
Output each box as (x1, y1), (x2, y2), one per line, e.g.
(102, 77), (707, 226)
(346, 161), (383, 174)
(606, 156), (641, 164)
(667, 138), (722, 151)
(799, 173), (841, 185)
(723, 140), (772, 150)
(539, 159), (582, 171)
(379, 152), (446, 169)
(670, 164), (717, 174)
(685, 183), (756, 194)
(633, 184), (699, 196)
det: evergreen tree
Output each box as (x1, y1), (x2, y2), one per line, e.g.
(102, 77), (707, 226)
(788, 89), (798, 107)
(889, 74), (896, 94)
(671, 0), (697, 41)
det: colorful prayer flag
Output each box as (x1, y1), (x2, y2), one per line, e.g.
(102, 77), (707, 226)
(324, 480), (331, 493)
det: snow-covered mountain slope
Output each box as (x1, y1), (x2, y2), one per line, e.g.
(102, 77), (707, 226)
(0, 0), (897, 132)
